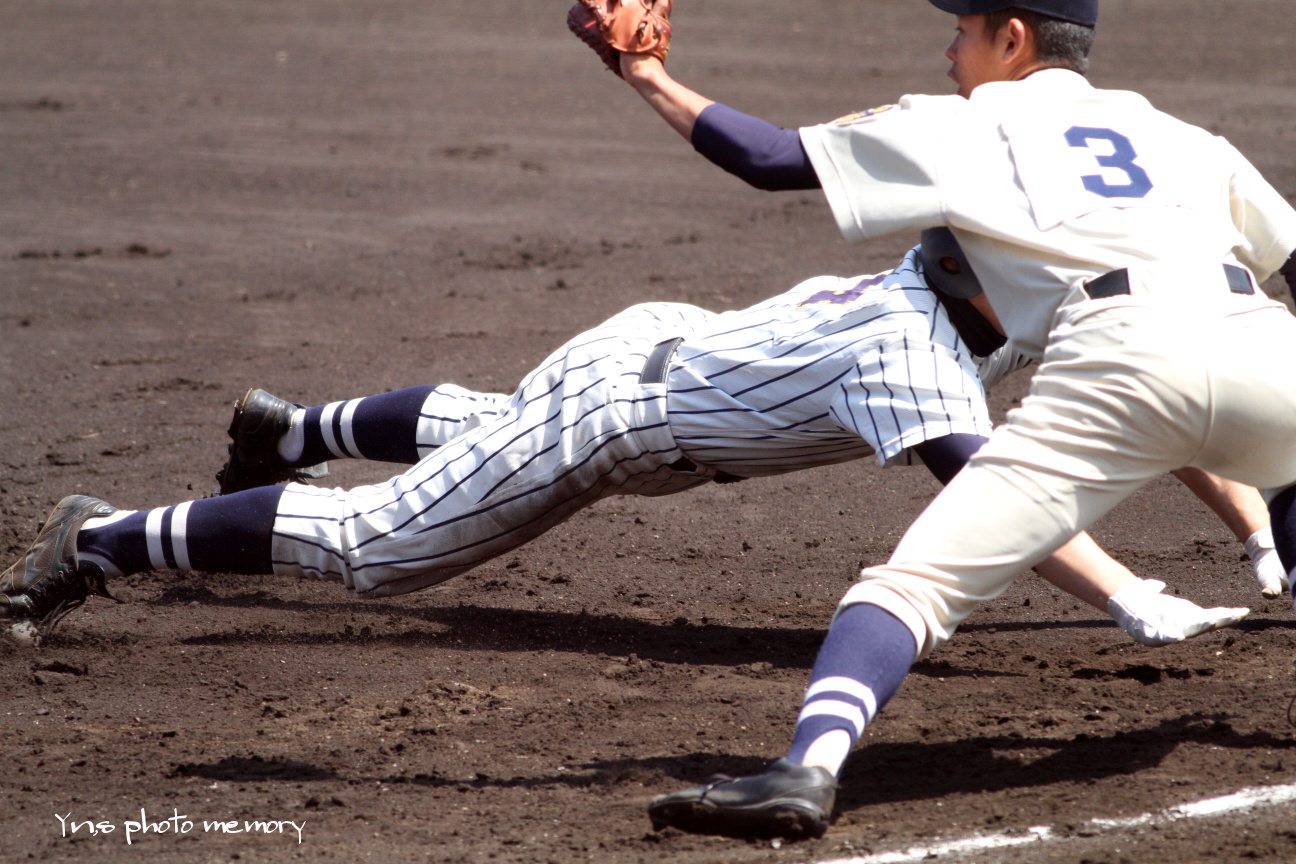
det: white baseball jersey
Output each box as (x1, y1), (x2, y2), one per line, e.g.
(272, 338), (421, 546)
(800, 69), (1296, 357)
(272, 249), (1020, 597)
(665, 250), (1006, 476)
(796, 69), (1296, 660)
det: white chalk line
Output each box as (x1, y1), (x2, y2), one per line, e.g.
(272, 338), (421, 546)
(814, 780), (1296, 864)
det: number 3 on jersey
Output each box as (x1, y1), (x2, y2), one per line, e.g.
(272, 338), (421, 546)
(1064, 126), (1153, 199)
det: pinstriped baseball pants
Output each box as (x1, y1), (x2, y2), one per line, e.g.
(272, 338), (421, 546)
(271, 303), (715, 596)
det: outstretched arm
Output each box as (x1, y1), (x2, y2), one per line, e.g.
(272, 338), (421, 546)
(1033, 533), (1129, 611)
(619, 54), (711, 140)
(619, 54), (819, 191)
(1173, 467), (1287, 597)
(1173, 467), (1268, 541)
(1036, 535), (1249, 646)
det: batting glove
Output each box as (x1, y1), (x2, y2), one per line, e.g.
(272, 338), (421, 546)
(1107, 578), (1249, 647)
(1244, 527), (1289, 600)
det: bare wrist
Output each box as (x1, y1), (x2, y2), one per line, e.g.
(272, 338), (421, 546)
(620, 52), (664, 86)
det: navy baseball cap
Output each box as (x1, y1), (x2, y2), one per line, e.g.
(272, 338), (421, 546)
(927, 0), (1098, 27)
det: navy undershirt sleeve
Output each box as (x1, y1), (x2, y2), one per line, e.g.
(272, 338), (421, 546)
(911, 433), (989, 486)
(690, 103), (820, 191)
(1281, 247), (1296, 296)
(1269, 486), (1296, 576)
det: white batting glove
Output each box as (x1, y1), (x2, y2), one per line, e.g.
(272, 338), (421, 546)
(1244, 527), (1289, 600)
(1107, 578), (1249, 647)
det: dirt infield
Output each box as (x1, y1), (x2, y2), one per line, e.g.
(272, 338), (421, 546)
(3, 2), (1296, 862)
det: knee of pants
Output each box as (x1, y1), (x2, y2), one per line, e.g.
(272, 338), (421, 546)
(836, 558), (1019, 661)
(270, 484), (354, 588)
(836, 446), (1145, 660)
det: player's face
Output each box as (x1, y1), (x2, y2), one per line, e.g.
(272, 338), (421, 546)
(945, 15), (1011, 98)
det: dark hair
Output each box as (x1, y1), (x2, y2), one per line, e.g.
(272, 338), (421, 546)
(984, 7), (1094, 75)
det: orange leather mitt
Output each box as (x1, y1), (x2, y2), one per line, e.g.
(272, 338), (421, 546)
(567, 0), (673, 78)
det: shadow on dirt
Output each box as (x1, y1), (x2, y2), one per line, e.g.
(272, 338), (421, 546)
(145, 589), (830, 669)
(170, 755), (341, 782)
(836, 712), (1295, 809)
(612, 713), (1296, 808)
(153, 597), (1018, 677)
(161, 713), (1294, 807)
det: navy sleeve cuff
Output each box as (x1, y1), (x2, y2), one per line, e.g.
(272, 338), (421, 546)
(1281, 247), (1296, 296)
(690, 103), (820, 191)
(911, 433), (988, 486)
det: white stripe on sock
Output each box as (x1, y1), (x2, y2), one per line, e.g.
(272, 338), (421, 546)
(145, 508), (167, 570)
(340, 398), (364, 460)
(320, 401), (344, 458)
(170, 500), (193, 571)
(804, 676), (879, 721)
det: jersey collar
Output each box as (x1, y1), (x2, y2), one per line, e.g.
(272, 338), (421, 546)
(969, 68), (1092, 106)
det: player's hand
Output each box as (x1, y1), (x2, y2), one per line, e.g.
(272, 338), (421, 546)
(1244, 527), (1289, 600)
(568, 0), (672, 80)
(1107, 578), (1249, 647)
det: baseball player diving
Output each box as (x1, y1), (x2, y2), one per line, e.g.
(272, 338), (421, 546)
(0, 236), (1268, 654)
(575, 0), (1296, 841)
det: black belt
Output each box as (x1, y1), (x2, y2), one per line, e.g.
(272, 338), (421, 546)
(641, 336), (745, 484)
(640, 336), (684, 385)
(1084, 264), (1255, 300)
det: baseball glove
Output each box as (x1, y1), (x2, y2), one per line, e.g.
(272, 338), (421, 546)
(567, 0), (673, 78)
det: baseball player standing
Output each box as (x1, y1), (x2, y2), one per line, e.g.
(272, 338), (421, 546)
(587, 0), (1296, 841)
(0, 241), (1255, 649)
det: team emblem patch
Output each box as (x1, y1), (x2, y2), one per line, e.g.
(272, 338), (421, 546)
(797, 273), (888, 308)
(832, 104), (899, 126)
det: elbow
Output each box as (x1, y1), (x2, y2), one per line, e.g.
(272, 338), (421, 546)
(723, 160), (820, 192)
(737, 168), (799, 192)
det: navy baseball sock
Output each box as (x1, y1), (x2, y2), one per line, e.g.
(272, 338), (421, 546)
(293, 386), (437, 466)
(78, 486), (283, 577)
(785, 602), (916, 776)
(1268, 485), (1296, 579)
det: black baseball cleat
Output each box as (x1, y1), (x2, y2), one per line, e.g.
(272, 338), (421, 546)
(647, 758), (836, 841)
(1, 495), (120, 638)
(215, 388), (328, 495)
